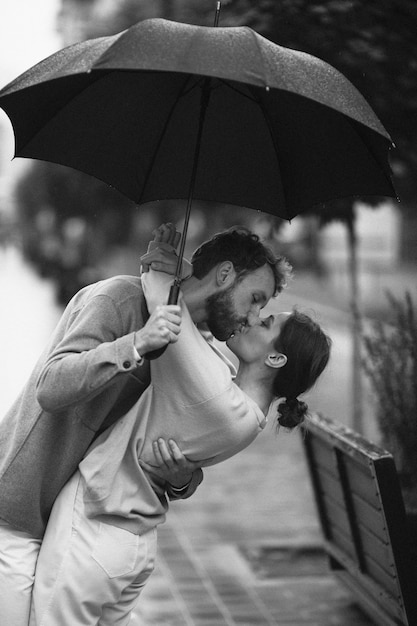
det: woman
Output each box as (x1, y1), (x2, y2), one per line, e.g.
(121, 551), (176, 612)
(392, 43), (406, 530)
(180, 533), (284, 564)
(30, 233), (331, 626)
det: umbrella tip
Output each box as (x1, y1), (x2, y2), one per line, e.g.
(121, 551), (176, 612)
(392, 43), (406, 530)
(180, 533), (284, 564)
(214, 2), (221, 27)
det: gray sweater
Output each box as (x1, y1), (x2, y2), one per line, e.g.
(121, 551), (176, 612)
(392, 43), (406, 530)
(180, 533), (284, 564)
(0, 275), (198, 538)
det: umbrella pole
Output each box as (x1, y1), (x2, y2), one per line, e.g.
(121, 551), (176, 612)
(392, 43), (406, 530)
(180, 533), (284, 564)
(168, 2), (221, 304)
(168, 81), (211, 304)
(146, 87), (210, 359)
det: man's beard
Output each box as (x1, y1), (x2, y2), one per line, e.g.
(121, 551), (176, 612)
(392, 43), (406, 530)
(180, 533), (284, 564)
(205, 285), (243, 341)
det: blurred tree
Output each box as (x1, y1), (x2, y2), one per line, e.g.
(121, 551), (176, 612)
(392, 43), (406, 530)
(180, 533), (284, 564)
(362, 291), (417, 512)
(14, 162), (137, 303)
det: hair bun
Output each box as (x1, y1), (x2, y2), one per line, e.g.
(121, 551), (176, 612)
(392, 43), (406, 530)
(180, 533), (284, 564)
(277, 398), (308, 429)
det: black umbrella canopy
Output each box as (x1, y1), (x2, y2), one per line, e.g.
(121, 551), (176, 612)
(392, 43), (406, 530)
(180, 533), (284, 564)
(0, 17), (396, 222)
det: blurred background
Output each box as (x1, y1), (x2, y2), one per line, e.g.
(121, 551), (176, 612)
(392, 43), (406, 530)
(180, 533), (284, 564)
(0, 0), (416, 441)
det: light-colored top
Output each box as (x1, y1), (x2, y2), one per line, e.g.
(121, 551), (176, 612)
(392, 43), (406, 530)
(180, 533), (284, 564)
(79, 270), (267, 535)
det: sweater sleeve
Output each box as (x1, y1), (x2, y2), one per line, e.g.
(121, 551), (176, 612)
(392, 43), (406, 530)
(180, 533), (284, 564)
(36, 293), (142, 412)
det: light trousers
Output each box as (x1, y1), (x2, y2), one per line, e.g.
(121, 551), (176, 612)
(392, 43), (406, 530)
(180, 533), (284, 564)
(30, 471), (157, 626)
(0, 518), (42, 625)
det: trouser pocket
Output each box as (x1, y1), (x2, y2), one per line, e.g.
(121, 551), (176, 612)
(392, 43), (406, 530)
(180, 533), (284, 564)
(91, 523), (140, 578)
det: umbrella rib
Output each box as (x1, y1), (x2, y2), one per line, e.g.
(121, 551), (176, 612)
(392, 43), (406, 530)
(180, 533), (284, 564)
(217, 78), (258, 103)
(211, 78), (291, 216)
(138, 74), (196, 205)
(342, 115), (396, 188)
(181, 76), (206, 98)
(253, 91), (291, 219)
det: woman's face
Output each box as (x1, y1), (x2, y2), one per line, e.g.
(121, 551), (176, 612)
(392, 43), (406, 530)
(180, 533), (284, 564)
(226, 312), (291, 362)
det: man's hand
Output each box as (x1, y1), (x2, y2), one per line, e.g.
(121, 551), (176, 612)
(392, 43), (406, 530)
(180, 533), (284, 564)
(139, 438), (200, 489)
(134, 304), (181, 356)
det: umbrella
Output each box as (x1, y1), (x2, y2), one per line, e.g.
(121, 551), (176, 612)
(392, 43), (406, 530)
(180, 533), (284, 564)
(0, 6), (396, 304)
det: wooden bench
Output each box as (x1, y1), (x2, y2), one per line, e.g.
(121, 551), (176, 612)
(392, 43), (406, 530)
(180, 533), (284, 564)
(302, 413), (417, 626)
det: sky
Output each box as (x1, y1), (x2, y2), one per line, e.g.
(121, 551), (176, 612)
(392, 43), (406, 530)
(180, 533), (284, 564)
(0, 0), (61, 83)
(0, 0), (61, 172)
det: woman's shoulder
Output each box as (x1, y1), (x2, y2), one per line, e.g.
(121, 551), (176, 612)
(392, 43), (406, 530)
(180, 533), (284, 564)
(141, 270), (173, 310)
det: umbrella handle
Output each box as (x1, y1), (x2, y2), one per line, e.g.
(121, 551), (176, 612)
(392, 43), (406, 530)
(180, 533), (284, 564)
(144, 282), (181, 360)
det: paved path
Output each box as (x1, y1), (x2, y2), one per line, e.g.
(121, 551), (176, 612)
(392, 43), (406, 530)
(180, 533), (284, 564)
(132, 433), (374, 625)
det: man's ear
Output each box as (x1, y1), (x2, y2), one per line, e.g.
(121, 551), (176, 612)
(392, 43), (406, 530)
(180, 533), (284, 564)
(265, 352), (287, 369)
(215, 261), (236, 287)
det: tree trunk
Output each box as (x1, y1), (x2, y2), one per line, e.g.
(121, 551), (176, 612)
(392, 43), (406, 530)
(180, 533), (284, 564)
(346, 216), (363, 432)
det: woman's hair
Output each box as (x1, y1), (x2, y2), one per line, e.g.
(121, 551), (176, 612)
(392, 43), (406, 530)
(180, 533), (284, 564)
(272, 310), (331, 430)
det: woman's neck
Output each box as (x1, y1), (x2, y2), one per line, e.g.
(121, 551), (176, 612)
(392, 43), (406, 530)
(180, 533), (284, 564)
(234, 362), (274, 415)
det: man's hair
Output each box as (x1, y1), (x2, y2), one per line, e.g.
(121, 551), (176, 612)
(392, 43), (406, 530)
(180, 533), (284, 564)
(190, 227), (292, 295)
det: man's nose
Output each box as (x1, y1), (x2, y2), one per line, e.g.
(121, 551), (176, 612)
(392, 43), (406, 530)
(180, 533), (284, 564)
(246, 310), (260, 327)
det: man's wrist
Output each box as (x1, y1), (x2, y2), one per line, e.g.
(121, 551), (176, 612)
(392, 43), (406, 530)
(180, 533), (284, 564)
(167, 469), (203, 501)
(168, 477), (192, 493)
(133, 343), (144, 365)
(133, 331), (147, 363)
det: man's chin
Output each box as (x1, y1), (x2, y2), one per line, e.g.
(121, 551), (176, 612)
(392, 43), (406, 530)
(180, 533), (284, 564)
(207, 322), (236, 342)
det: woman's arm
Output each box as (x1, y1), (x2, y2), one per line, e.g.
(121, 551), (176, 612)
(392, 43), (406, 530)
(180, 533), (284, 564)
(142, 268), (233, 406)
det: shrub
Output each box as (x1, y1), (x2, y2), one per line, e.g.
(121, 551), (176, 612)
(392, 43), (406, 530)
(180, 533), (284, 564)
(362, 291), (417, 499)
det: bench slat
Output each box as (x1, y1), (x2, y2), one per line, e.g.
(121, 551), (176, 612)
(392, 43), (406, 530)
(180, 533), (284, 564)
(326, 517), (400, 597)
(303, 413), (416, 626)
(308, 436), (382, 507)
(320, 489), (385, 538)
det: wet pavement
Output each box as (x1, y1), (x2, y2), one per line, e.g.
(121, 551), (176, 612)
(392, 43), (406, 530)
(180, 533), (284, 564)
(132, 432), (374, 626)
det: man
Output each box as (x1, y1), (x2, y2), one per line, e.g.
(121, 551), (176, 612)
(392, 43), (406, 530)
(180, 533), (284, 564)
(0, 223), (290, 622)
